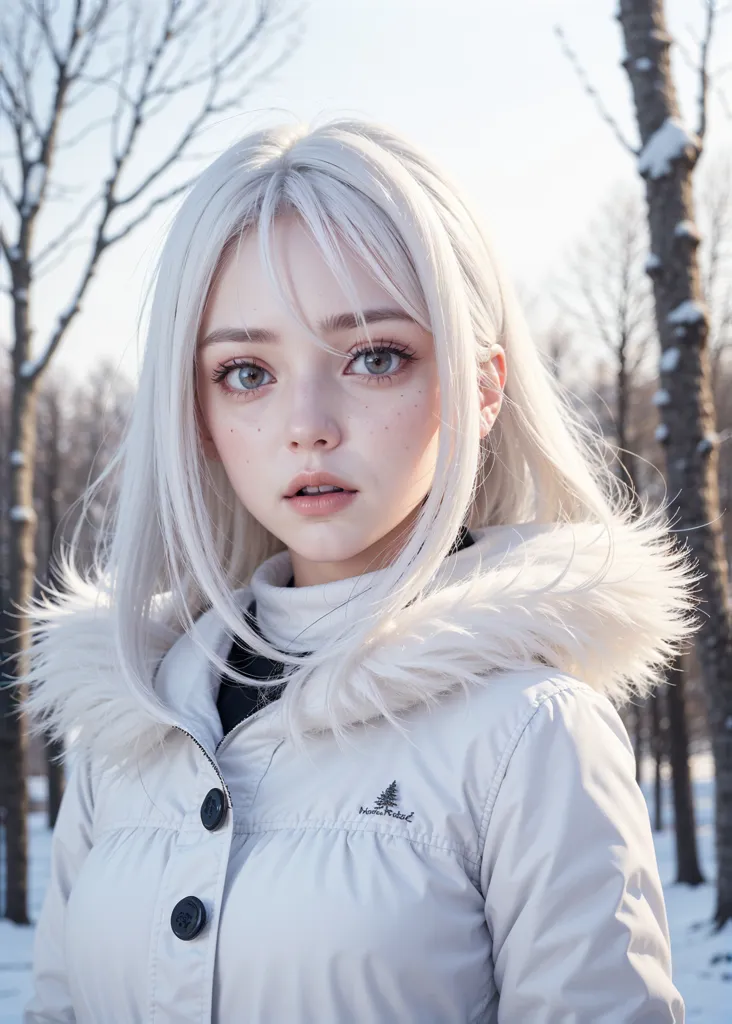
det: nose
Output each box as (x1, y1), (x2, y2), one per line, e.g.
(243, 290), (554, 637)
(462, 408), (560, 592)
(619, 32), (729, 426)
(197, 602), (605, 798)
(285, 381), (342, 452)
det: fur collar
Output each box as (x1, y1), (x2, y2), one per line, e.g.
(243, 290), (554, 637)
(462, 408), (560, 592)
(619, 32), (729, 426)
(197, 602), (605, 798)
(22, 518), (696, 766)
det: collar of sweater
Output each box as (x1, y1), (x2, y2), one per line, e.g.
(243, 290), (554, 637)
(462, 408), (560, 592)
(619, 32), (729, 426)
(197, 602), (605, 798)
(22, 517), (696, 767)
(247, 526), (477, 654)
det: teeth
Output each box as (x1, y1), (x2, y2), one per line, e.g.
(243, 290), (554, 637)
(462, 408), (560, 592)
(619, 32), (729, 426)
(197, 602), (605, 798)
(300, 484), (344, 495)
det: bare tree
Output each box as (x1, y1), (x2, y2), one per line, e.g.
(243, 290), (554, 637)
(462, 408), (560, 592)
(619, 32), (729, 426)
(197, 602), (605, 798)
(558, 0), (732, 928)
(36, 381), (65, 828)
(618, 0), (732, 931)
(555, 189), (656, 501)
(555, 191), (659, 787)
(0, 0), (300, 924)
(665, 654), (705, 884)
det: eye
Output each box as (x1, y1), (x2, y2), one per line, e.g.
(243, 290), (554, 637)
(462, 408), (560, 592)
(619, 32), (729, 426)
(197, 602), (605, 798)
(346, 342), (415, 380)
(210, 359), (273, 396)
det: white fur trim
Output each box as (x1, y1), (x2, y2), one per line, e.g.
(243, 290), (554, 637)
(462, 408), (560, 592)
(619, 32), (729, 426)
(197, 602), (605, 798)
(19, 518), (697, 765)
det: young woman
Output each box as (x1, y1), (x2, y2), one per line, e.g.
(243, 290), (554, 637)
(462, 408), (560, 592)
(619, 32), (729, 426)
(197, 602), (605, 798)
(23, 119), (695, 1022)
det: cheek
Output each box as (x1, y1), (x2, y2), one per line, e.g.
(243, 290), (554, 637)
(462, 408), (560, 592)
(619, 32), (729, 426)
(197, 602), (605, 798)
(371, 384), (440, 465)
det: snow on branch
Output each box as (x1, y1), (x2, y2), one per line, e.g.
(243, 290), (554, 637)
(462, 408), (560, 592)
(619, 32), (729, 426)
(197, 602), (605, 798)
(667, 300), (706, 325)
(9, 506), (36, 523)
(638, 118), (701, 179)
(674, 220), (702, 243)
(19, 358), (43, 379)
(660, 347), (681, 372)
(653, 389), (671, 407)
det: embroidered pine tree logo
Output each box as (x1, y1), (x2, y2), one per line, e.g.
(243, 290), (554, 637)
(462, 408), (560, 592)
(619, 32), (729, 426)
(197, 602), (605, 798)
(359, 780), (414, 822)
(373, 781), (399, 813)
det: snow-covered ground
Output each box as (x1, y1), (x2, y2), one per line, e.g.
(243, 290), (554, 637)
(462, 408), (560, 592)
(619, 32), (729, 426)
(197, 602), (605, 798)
(1, 756), (730, 1022)
(637, 752), (731, 1023)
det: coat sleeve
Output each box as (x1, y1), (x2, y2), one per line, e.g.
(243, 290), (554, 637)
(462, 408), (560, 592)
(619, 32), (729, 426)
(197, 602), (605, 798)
(24, 753), (96, 1023)
(479, 683), (684, 1023)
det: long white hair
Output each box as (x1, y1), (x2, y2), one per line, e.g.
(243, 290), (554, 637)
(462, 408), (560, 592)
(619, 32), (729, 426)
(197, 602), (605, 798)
(37, 119), (650, 749)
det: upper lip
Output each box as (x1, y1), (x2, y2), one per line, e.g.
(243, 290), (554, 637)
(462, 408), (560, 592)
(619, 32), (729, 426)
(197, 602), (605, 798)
(284, 471), (357, 498)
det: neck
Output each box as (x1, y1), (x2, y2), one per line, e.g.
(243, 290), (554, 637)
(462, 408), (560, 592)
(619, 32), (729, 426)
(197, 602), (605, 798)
(287, 505), (426, 587)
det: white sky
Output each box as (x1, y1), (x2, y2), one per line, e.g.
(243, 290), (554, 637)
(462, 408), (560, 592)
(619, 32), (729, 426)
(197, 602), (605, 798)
(2, 0), (731, 384)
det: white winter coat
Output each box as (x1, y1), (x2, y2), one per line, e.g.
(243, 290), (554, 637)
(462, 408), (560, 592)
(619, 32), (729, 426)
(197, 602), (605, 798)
(22, 521), (693, 1023)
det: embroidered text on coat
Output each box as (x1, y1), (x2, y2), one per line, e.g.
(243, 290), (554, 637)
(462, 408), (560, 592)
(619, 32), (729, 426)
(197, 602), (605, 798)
(359, 780), (414, 822)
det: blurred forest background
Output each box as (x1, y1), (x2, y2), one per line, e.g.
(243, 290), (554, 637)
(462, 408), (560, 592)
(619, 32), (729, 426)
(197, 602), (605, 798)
(1, 0), (731, 1014)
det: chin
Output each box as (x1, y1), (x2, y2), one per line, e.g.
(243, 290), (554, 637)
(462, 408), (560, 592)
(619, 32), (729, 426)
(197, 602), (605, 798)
(287, 537), (367, 565)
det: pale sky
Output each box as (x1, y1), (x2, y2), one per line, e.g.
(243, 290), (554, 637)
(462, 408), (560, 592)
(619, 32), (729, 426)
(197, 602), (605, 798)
(2, 0), (730, 384)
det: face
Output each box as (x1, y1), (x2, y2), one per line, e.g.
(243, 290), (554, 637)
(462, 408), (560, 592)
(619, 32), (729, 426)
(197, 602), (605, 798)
(196, 214), (504, 587)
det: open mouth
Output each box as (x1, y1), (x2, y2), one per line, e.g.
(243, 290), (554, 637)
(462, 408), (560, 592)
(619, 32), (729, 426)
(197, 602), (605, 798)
(292, 485), (353, 497)
(285, 486), (358, 515)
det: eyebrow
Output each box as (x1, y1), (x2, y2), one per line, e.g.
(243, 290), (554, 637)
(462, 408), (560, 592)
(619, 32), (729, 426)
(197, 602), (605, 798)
(198, 307), (418, 348)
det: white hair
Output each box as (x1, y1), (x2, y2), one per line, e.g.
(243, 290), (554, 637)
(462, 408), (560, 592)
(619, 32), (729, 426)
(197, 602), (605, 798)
(46, 119), (639, 751)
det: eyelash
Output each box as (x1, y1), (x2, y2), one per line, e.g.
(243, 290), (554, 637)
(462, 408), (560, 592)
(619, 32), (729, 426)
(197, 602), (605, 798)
(209, 339), (417, 399)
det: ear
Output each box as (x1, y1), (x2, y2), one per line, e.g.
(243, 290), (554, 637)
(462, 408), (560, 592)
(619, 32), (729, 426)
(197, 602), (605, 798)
(194, 389), (221, 462)
(478, 346), (506, 440)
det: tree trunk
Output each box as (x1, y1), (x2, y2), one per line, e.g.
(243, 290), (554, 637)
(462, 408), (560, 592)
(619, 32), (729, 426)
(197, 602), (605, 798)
(650, 688), (664, 831)
(44, 391), (65, 828)
(634, 699), (645, 787)
(619, 0), (732, 929)
(0, 339), (37, 924)
(666, 655), (705, 885)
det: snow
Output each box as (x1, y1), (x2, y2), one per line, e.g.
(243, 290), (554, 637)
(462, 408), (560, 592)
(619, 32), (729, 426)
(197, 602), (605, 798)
(668, 301), (705, 326)
(655, 423), (670, 443)
(1, 761), (728, 1021)
(645, 252), (662, 273)
(697, 434), (719, 455)
(675, 220), (702, 243)
(635, 57), (653, 71)
(653, 389), (671, 407)
(9, 506), (35, 523)
(24, 164), (46, 207)
(9, 451), (25, 467)
(638, 118), (701, 180)
(19, 359), (41, 379)
(661, 346), (681, 372)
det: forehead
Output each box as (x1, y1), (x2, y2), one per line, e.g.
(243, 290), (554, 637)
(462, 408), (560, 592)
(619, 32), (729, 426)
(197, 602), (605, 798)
(203, 214), (397, 332)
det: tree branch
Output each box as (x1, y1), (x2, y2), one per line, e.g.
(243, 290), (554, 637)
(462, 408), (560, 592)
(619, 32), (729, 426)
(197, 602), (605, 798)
(104, 178), (192, 246)
(676, 27), (732, 123)
(554, 24), (639, 156)
(34, 192), (102, 269)
(698, 1), (716, 139)
(4, 0), (299, 383)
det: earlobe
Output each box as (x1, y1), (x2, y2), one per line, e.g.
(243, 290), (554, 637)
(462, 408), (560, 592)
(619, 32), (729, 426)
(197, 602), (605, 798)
(478, 347), (506, 440)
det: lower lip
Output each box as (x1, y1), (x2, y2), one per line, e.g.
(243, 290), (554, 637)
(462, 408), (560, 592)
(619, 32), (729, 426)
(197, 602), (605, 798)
(285, 490), (358, 516)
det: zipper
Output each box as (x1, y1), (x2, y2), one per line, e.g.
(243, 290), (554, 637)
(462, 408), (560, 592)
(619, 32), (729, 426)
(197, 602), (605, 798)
(173, 725), (233, 807)
(173, 697), (282, 807)
(215, 695), (282, 760)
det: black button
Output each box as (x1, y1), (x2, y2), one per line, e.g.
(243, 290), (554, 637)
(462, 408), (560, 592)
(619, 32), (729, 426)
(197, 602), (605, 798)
(200, 788), (227, 831)
(171, 896), (207, 940)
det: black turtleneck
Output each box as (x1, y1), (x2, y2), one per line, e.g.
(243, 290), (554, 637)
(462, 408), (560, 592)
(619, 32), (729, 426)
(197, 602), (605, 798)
(216, 526), (475, 737)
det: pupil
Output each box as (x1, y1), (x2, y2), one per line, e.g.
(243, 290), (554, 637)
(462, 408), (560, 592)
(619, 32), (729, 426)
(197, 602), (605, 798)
(366, 352), (392, 374)
(238, 366), (262, 388)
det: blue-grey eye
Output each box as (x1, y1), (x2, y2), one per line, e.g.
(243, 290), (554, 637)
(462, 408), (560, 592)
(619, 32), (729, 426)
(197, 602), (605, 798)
(229, 364), (272, 390)
(350, 349), (401, 375)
